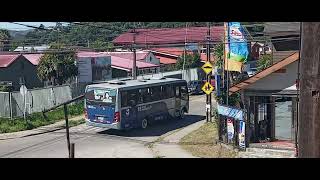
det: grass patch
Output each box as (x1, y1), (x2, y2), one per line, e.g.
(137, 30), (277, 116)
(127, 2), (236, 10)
(0, 101), (84, 134)
(179, 122), (237, 158)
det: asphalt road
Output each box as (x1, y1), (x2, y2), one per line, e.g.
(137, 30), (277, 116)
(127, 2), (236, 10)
(0, 94), (210, 158)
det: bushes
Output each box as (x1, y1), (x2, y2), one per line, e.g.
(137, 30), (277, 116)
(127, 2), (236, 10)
(0, 101), (84, 133)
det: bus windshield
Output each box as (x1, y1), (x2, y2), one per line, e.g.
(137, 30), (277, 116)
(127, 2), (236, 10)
(85, 88), (117, 106)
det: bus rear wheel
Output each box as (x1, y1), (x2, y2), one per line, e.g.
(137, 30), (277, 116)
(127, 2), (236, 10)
(141, 119), (148, 129)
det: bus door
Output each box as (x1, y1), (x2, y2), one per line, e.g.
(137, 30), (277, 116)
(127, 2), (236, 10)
(120, 90), (138, 129)
(175, 86), (181, 113)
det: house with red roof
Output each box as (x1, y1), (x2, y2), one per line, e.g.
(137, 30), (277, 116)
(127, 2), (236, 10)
(77, 51), (160, 79)
(113, 26), (222, 65)
(113, 26), (224, 46)
(0, 53), (44, 90)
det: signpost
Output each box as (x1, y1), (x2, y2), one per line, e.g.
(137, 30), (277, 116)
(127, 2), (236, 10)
(201, 61), (213, 75)
(20, 85), (27, 121)
(202, 82), (214, 95)
(201, 61), (214, 122)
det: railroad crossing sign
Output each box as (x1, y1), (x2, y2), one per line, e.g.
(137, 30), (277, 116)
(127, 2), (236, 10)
(202, 82), (214, 95)
(201, 61), (213, 75)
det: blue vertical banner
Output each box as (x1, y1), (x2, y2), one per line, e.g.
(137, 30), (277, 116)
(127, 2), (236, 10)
(225, 22), (249, 72)
(239, 121), (246, 149)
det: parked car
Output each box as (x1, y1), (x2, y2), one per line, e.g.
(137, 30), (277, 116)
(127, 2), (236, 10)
(188, 80), (205, 95)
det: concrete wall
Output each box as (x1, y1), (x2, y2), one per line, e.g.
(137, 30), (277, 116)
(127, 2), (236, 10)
(0, 56), (43, 90)
(246, 61), (298, 91)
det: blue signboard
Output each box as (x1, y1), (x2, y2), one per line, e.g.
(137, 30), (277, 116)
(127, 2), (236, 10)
(217, 104), (244, 121)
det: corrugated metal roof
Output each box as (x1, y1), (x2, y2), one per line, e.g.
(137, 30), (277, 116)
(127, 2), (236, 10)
(23, 54), (44, 65)
(272, 51), (298, 63)
(229, 52), (299, 95)
(113, 26), (224, 45)
(264, 22), (300, 37)
(0, 54), (21, 67)
(155, 55), (177, 64)
(105, 51), (150, 60)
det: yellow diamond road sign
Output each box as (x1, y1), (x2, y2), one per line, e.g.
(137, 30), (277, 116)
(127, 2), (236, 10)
(201, 62), (213, 75)
(202, 82), (214, 95)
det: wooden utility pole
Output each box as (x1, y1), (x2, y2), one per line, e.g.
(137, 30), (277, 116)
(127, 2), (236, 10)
(298, 22), (320, 158)
(132, 23), (137, 80)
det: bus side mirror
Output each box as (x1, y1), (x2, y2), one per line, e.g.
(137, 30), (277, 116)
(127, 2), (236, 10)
(129, 100), (136, 106)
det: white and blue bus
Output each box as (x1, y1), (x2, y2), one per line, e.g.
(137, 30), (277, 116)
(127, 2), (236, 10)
(84, 77), (189, 130)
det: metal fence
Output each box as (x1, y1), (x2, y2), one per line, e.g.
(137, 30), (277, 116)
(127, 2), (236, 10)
(0, 83), (87, 119)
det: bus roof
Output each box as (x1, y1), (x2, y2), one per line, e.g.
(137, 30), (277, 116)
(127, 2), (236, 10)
(86, 77), (186, 90)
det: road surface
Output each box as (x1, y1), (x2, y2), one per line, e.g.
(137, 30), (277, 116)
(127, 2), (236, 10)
(0, 94), (211, 158)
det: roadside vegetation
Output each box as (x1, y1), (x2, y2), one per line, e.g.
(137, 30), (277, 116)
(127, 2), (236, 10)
(0, 101), (84, 133)
(180, 122), (237, 158)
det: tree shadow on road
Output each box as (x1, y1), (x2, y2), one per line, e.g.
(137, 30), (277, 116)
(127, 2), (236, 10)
(97, 114), (205, 137)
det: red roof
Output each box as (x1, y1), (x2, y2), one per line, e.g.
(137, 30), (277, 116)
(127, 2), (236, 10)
(0, 54), (21, 68)
(76, 51), (159, 71)
(155, 55), (177, 65)
(113, 26), (224, 45)
(108, 55), (159, 71)
(105, 51), (149, 61)
(23, 54), (44, 65)
(151, 48), (184, 56)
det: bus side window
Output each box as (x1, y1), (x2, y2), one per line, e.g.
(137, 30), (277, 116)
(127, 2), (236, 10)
(138, 88), (151, 104)
(151, 86), (160, 101)
(128, 89), (137, 106)
(181, 85), (188, 100)
(160, 85), (167, 99)
(121, 91), (128, 107)
(175, 86), (180, 98)
(138, 89), (144, 104)
(165, 85), (174, 98)
(145, 88), (152, 102)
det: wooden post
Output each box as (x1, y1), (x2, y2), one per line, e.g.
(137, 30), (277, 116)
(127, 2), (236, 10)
(64, 104), (71, 158)
(298, 22), (320, 157)
(70, 143), (75, 158)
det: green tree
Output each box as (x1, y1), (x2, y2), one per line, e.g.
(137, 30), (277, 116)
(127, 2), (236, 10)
(0, 29), (11, 51)
(257, 54), (272, 72)
(175, 52), (202, 70)
(37, 51), (78, 85)
(213, 42), (224, 68)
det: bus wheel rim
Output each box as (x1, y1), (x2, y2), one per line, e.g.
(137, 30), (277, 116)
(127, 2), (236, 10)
(142, 119), (147, 128)
(180, 109), (184, 118)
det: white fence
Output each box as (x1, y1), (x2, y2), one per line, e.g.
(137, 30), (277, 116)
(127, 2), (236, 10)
(0, 83), (87, 118)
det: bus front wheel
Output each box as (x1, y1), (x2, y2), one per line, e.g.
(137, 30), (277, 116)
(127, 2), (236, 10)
(141, 119), (148, 129)
(179, 109), (185, 119)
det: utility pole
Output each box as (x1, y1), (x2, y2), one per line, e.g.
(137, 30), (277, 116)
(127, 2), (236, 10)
(132, 22), (137, 80)
(298, 22), (320, 158)
(206, 22), (212, 122)
(225, 22), (229, 106)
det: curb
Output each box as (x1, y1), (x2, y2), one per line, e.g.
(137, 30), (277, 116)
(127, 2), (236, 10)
(0, 116), (84, 140)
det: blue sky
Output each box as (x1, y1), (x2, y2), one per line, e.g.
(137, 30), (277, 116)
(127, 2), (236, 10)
(0, 22), (61, 31)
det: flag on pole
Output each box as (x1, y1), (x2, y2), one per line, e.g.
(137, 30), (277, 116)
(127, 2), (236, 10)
(224, 22), (249, 72)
